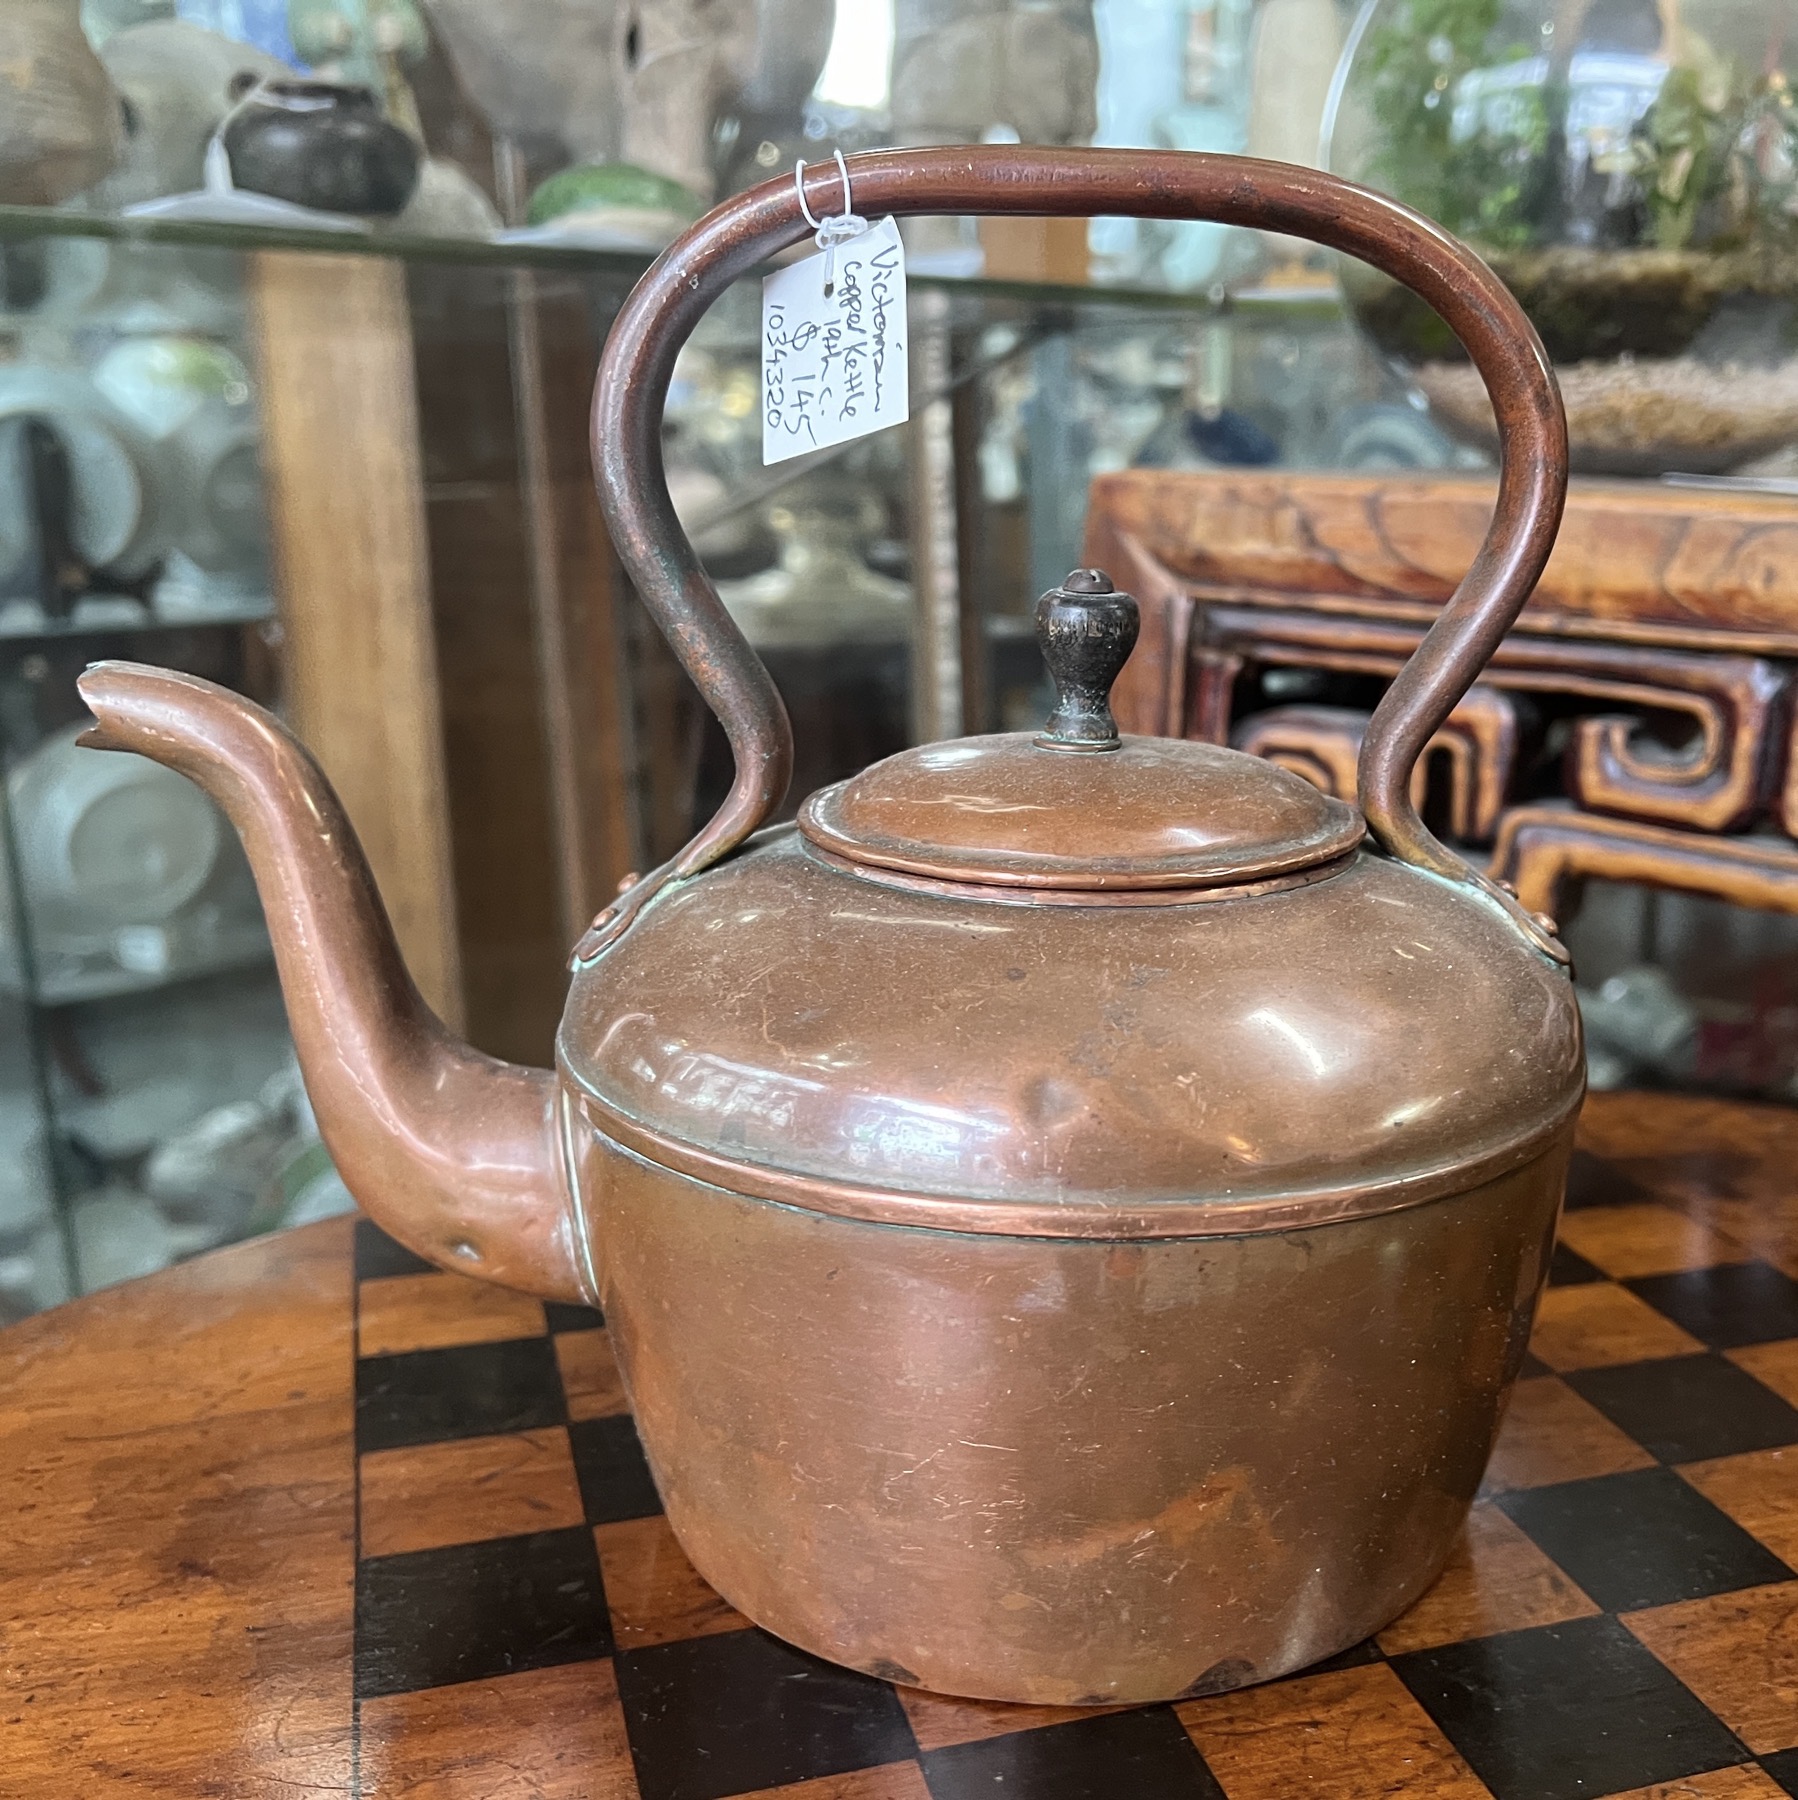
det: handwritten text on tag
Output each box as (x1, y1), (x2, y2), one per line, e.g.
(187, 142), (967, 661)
(762, 215), (908, 465)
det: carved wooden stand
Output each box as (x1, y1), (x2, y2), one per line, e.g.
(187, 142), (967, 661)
(1094, 471), (1798, 923)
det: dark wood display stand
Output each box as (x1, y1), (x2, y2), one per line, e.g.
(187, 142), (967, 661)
(5, 1092), (1798, 1798)
(1095, 471), (1798, 923)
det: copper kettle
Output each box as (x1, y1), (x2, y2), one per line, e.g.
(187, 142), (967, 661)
(77, 149), (1581, 1707)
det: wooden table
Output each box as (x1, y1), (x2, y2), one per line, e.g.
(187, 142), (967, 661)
(6, 1092), (1798, 1799)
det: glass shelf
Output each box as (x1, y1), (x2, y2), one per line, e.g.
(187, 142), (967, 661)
(0, 599), (274, 642)
(0, 200), (1346, 321)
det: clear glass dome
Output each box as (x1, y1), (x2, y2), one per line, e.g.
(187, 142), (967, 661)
(1324, 0), (1798, 473)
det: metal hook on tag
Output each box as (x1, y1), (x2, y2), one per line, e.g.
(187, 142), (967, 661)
(794, 149), (867, 296)
(794, 149), (854, 230)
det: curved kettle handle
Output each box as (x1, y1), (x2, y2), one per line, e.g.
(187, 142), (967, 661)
(583, 145), (1568, 958)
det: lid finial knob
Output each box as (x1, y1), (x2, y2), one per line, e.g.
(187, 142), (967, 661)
(1035, 569), (1139, 752)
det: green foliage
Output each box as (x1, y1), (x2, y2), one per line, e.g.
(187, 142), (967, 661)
(1355, 0), (1506, 232)
(1349, 0), (1792, 256)
(1450, 63), (1552, 248)
(1633, 65), (1729, 250)
(1738, 76), (1798, 249)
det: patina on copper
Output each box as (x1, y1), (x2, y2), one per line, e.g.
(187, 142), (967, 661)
(74, 148), (1581, 1707)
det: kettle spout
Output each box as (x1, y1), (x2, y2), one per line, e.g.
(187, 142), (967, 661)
(76, 661), (593, 1305)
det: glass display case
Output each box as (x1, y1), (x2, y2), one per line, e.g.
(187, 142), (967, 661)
(0, 228), (296, 1319)
(3, 0), (1793, 1321)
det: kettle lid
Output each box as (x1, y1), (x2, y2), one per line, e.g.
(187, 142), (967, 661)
(799, 571), (1363, 892)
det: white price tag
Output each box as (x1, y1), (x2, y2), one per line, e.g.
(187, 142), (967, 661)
(761, 215), (909, 465)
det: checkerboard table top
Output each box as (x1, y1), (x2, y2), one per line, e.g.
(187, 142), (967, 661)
(6, 1090), (1798, 1798)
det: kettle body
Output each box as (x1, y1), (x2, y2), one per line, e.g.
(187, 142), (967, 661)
(581, 1127), (1565, 1702)
(560, 820), (1579, 1702)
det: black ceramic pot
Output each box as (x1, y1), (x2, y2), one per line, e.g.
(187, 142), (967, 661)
(221, 81), (420, 218)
